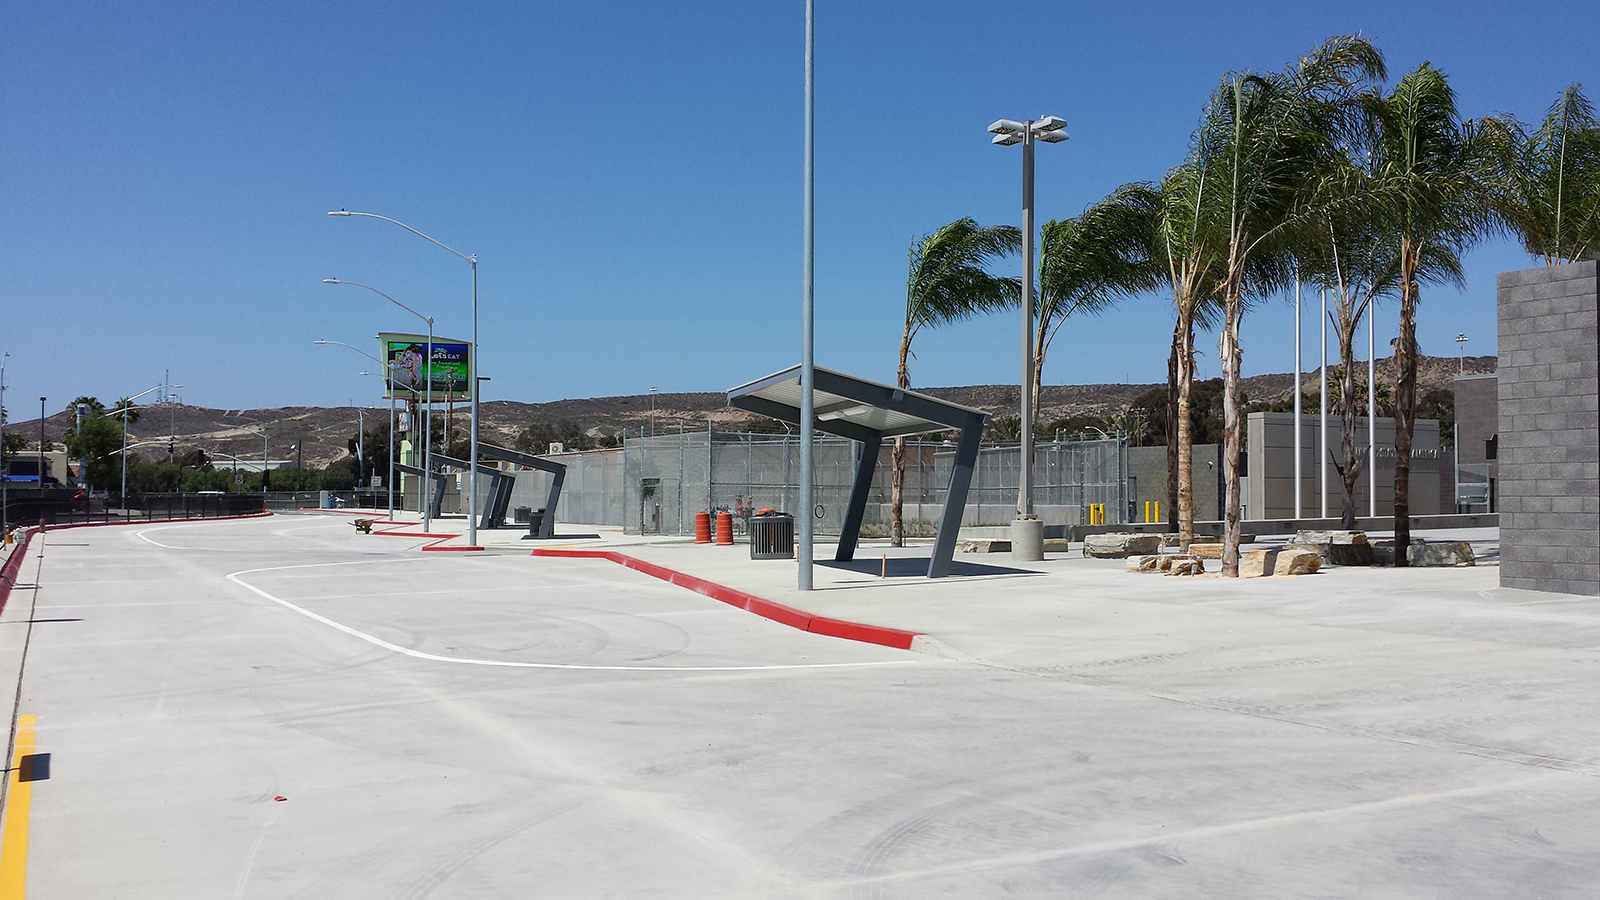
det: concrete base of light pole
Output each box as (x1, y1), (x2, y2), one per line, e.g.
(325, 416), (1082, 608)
(1010, 517), (1044, 561)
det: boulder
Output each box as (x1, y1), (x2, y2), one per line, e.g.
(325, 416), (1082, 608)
(1084, 533), (1164, 558)
(1190, 543), (1223, 559)
(1408, 540), (1475, 567)
(1288, 530), (1372, 566)
(1240, 549), (1275, 578)
(1274, 547), (1322, 576)
(1161, 533), (1182, 547)
(1127, 555), (1162, 573)
(1166, 556), (1205, 576)
(956, 539), (1010, 553)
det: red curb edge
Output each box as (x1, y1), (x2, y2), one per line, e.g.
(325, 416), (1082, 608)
(0, 526), (39, 617)
(531, 548), (921, 650)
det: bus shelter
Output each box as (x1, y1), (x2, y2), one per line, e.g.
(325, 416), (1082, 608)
(728, 365), (988, 578)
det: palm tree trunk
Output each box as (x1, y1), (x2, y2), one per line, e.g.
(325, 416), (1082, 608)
(1165, 336), (1180, 532)
(1337, 324), (1362, 530)
(891, 334), (912, 547)
(1393, 246), (1419, 564)
(1220, 294), (1244, 577)
(1176, 312), (1197, 551)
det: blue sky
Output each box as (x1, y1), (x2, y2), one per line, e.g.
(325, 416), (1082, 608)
(2, 1), (1594, 415)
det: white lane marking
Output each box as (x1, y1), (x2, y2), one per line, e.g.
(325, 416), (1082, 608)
(225, 560), (922, 672)
(824, 770), (1572, 891)
(136, 519), (342, 550)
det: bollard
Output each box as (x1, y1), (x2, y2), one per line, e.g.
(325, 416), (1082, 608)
(715, 510), (734, 546)
(694, 511), (712, 544)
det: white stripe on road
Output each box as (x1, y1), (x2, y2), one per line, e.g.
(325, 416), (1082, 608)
(225, 560), (922, 673)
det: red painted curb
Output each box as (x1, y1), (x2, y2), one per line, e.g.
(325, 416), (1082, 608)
(422, 545), (486, 552)
(530, 548), (921, 650)
(0, 527), (39, 616)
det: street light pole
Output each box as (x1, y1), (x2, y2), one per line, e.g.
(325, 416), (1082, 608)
(324, 279), (435, 532)
(328, 211), (478, 544)
(0, 352), (8, 537)
(1455, 333), (1468, 375)
(987, 114), (1068, 561)
(108, 384), (171, 506)
(798, 0), (816, 591)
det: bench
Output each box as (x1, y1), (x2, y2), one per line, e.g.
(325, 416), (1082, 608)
(352, 518), (375, 534)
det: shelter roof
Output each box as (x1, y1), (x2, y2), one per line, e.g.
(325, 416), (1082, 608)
(727, 365), (988, 440)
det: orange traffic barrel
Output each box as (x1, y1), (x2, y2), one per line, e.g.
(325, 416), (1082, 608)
(694, 511), (712, 544)
(715, 510), (734, 545)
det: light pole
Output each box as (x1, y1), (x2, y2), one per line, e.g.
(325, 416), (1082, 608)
(317, 340), (397, 519)
(799, 0), (815, 591)
(39, 397), (46, 496)
(328, 210), (479, 545)
(324, 279), (435, 532)
(1455, 333), (1468, 375)
(649, 387), (658, 438)
(1, 352), (8, 537)
(246, 427), (268, 490)
(987, 114), (1068, 560)
(108, 384), (173, 506)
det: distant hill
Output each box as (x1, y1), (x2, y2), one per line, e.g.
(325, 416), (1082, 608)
(16, 354), (1496, 468)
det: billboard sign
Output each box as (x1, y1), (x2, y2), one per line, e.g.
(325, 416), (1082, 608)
(378, 333), (472, 401)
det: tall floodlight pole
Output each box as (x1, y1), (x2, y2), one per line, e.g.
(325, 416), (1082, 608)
(798, 0), (815, 591)
(1455, 333), (1468, 375)
(987, 114), (1069, 561)
(328, 211), (479, 545)
(1319, 286), (1328, 519)
(324, 279), (435, 532)
(1293, 278), (1302, 519)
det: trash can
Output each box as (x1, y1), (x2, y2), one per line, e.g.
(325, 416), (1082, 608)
(513, 506), (533, 524)
(528, 508), (546, 536)
(749, 513), (795, 560)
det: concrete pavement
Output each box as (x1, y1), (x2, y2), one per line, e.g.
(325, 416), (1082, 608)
(2, 513), (1597, 897)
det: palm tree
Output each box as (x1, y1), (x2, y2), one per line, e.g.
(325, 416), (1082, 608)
(1031, 187), (1159, 432)
(1203, 35), (1386, 574)
(1481, 84), (1600, 264)
(891, 218), (1020, 546)
(1366, 62), (1495, 562)
(1120, 171), (1224, 551)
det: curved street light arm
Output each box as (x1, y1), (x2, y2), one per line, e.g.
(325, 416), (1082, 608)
(327, 211), (474, 264)
(313, 339), (383, 365)
(321, 280), (433, 329)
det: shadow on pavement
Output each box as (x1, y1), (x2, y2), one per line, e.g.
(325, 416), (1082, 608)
(820, 557), (1041, 578)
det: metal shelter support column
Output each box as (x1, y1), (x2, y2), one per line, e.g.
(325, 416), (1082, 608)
(930, 421), (985, 578)
(728, 364), (991, 580)
(835, 433), (882, 562)
(474, 442), (567, 539)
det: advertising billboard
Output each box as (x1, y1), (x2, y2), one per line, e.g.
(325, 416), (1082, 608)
(378, 333), (472, 401)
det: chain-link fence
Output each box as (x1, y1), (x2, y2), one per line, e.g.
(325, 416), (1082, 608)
(547, 429), (1128, 536)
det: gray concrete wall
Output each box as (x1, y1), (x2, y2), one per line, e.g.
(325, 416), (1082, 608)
(1497, 261), (1600, 596)
(1454, 373), (1499, 509)
(1246, 413), (1442, 521)
(1126, 444), (1222, 523)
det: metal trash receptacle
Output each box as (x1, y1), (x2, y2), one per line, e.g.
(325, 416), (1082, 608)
(528, 508), (546, 536)
(514, 506), (533, 524)
(749, 513), (795, 560)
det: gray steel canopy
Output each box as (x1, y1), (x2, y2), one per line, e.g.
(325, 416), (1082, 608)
(727, 365), (987, 440)
(727, 365), (989, 578)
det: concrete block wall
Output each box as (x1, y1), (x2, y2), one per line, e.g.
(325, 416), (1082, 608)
(1497, 261), (1600, 596)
